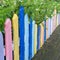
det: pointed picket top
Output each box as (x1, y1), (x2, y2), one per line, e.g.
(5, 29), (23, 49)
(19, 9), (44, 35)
(5, 18), (11, 26)
(12, 14), (19, 60)
(12, 14), (18, 22)
(24, 14), (29, 60)
(4, 18), (12, 60)
(19, 6), (24, 60)
(0, 32), (4, 60)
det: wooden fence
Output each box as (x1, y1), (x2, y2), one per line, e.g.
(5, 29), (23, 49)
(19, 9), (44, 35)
(0, 6), (60, 60)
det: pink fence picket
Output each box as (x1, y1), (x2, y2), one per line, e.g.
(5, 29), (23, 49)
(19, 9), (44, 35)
(4, 18), (12, 60)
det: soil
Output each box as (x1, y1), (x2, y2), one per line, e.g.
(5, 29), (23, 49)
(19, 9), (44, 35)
(32, 25), (60, 60)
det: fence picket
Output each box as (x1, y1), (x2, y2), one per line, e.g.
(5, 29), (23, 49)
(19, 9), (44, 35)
(52, 9), (57, 31)
(34, 24), (37, 54)
(48, 18), (51, 38)
(29, 18), (32, 60)
(24, 14), (29, 60)
(40, 22), (44, 47)
(19, 6), (24, 60)
(4, 18), (12, 60)
(0, 32), (4, 60)
(37, 25), (40, 50)
(12, 14), (19, 60)
(46, 19), (49, 40)
(44, 20), (46, 42)
(32, 21), (35, 57)
(51, 18), (53, 34)
(57, 14), (60, 25)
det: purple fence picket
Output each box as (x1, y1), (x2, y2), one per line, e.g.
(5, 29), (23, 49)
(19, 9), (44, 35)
(57, 14), (60, 25)
(46, 19), (49, 40)
(48, 18), (51, 38)
(0, 32), (4, 60)
(4, 18), (12, 60)
(51, 18), (53, 34)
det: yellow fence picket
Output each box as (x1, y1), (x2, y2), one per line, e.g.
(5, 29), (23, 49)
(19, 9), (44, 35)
(46, 19), (49, 40)
(12, 14), (19, 60)
(34, 24), (37, 54)
(57, 14), (59, 26)
(40, 22), (44, 47)
(53, 8), (57, 31)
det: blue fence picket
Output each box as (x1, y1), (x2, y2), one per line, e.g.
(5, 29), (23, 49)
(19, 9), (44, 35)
(37, 25), (40, 50)
(32, 21), (35, 57)
(24, 14), (29, 60)
(0, 32), (4, 60)
(44, 20), (46, 42)
(29, 18), (32, 60)
(19, 6), (24, 60)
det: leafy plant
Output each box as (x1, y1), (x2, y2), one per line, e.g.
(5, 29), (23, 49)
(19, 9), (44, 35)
(0, 0), (60, 31)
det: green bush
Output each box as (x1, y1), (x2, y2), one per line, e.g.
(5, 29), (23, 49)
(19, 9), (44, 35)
(0, 0), (60, 31)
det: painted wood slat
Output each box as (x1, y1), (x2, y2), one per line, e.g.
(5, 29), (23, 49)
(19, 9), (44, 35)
(34, 24), (37, 54)
(4, 18), (12, 60)
(29, 18), (32, 60)
(44, 20), (46, 42)
(51, 18), (53, 34)
(24, 14), (29, 60)
(52, 17), (56, 32)
(48, 18), (51, 38)
(32, 21), (35, 57)
(40, 22), (44, 47)
(0, 32), (4, 60)
(46, 20), (49, 40)
(57, 14), (60, 25)
(37, 25), (40, 50)
(12, 14), (19, 60)
(53, 9), (57, 31)
(57, 14), (58, 26)
(19, 6), (24, 60)
(54, 9), (57, 28)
